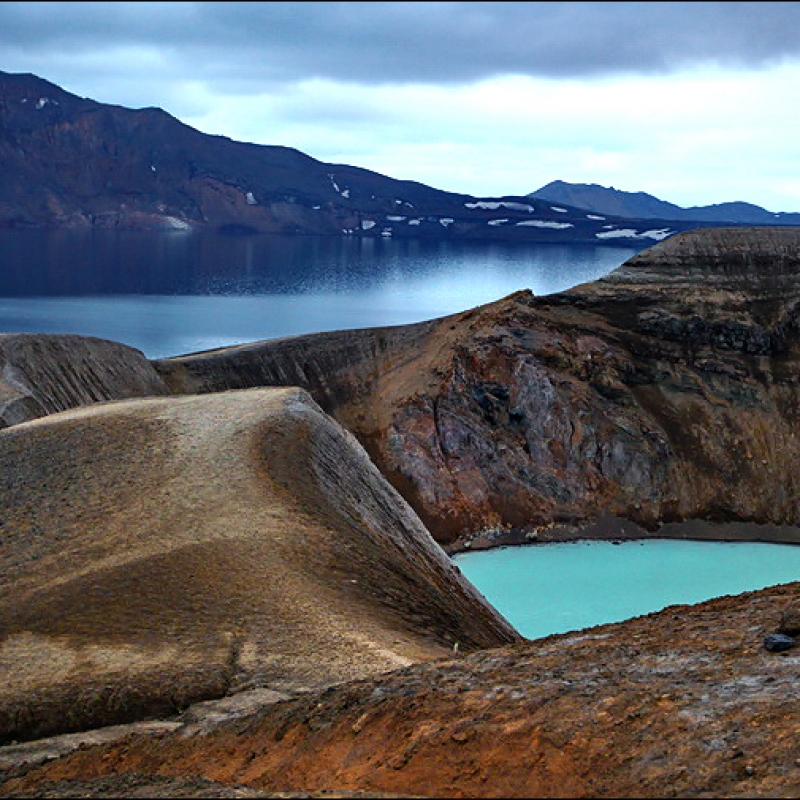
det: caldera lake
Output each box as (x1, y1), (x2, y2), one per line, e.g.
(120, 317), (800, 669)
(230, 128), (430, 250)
(2, 227), (799, 635)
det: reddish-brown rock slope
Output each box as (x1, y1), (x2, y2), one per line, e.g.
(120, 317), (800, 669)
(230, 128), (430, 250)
(2, 582), (799, 798)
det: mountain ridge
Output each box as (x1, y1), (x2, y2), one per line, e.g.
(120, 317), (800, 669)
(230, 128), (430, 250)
(0, 70), (754, 243)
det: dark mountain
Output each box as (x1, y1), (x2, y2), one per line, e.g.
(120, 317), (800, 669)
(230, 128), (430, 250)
(0, 70), (741, 244)
(529, 179), (800, 225)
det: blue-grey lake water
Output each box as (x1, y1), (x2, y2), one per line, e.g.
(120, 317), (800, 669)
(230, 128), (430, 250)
(453, 539), (800, 640)
(0, 229), (643, 358)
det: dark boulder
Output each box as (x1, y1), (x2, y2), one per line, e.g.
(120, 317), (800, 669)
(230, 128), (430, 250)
(763, 633), (796, 652)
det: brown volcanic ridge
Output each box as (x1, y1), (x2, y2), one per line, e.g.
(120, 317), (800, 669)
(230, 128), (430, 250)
(1, 226), (800, 798)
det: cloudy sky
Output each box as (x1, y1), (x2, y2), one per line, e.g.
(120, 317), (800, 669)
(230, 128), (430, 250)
(1, 1), (799, 211)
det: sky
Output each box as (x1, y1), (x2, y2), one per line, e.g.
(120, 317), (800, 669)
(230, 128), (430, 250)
(1, 1), (800, 211)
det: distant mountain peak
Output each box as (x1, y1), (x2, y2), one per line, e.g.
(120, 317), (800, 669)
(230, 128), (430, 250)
(529, 180), (800, 225)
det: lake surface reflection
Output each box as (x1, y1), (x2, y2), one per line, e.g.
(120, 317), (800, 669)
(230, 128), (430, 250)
(453, 539), (800, 640)
(0, 229), (642, 358)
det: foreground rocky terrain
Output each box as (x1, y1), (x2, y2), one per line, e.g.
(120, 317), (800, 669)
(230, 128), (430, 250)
(2, 582), (799, 798)
(2, 227), (800, 796)
(0, 387), (517, 745)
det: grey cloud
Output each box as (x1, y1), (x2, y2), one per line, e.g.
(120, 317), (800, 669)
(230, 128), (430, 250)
(1, 1), (799, 89)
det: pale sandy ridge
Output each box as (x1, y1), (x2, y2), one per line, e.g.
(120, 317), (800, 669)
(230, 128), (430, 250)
(0, 386), (518, 743)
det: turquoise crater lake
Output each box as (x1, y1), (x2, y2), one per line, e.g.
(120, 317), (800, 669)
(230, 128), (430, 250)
(453, 539), (800, 640)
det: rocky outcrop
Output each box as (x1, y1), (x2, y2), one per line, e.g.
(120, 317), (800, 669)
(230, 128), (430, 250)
(10, 228), (800, 551)
(0, 333), (169, 427)
(154, 227), (800, 548)
(0, 386), (518, 744)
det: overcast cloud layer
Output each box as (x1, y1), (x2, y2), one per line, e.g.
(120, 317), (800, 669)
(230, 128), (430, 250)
(1, 1), (799, 210)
